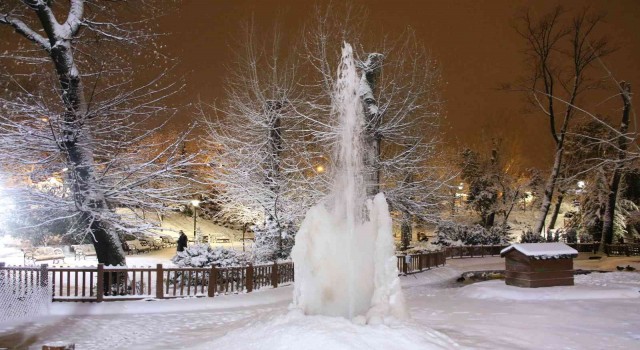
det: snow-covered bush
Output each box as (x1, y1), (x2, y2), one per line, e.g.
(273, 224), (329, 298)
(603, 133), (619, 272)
(434, 221), (510, 246)
(520, 229), (544, 243)
(405, 241), (442, 254)
(170, 244), (251, 290)
(484, 225), (511, 245)
(252, 218), (296, 263)
(172, 244), (251, 268)
(578, 231), (594, 243)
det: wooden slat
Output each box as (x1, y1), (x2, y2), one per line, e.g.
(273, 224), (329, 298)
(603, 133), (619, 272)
(147, 270), (151, 295)
(187, 271), (192, 296)
(89, 272), (94, 297)
(81, 271), (86, 297)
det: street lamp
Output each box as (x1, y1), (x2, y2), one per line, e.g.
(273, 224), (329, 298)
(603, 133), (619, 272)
(191, 199), (200, 241)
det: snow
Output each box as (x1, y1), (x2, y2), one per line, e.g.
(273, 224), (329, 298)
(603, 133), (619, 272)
(292, 193), (405, 322)
(500, 242), (579, 258)
(1, 258), (639, 349)
(200, 312), (457, 350)
(457, 277), (639, 300)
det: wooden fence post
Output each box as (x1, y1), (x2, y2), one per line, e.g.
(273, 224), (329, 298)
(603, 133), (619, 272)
(39, 263), (48, 287)
(271, 262), (279, 288)
(246, 264), (254, 293)
(96, 264), (104, 302)
(402, 256), (408, 274)
(207, 266), (217, 297)
(156, 264), (164, 299)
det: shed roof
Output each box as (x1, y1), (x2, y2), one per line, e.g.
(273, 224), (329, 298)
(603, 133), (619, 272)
(500, 243), (578, 259)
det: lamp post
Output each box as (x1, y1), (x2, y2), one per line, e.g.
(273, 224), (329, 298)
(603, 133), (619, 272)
(191, 199), (200, 242)
(455, 183), (464, 213)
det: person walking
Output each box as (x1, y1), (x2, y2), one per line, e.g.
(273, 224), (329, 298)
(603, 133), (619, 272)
(177, 230), (188, 252)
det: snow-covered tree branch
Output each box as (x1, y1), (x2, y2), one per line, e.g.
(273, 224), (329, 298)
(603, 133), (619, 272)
(0, 0), (196, 266)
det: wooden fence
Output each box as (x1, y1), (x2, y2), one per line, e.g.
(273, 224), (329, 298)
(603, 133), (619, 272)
(443, 245), (508, 259)
(396, 252), (446, 274)
(3, 243), (635, 303)
(0, 262), (294, 302)
(442, 243), (619, 258)
(0, 262), (48, 296)
(604, 244), (640, 256)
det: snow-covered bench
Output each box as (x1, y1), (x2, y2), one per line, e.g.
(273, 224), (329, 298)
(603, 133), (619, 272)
(72, 244), (97, 260)
(124, 239), (150, 254)
(23, 247), (65, 265)
(160, 235), (177, 247)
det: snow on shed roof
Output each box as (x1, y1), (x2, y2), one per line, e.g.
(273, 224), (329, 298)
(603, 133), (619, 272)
(500, 243), (578, 259)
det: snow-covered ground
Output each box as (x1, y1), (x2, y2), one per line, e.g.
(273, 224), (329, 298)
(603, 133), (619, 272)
(0, 211), (250, 267)
(1, 257), (638, 349)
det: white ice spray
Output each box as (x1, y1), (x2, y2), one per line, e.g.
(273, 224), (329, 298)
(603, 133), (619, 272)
(291, 42), (406, 323)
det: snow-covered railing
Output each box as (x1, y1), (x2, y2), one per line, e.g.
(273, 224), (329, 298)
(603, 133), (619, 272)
(569, 243), (599, 253)
(0, 262), (295, 302)
(396, 252), (446, 274)
(442, 243), (602, 259)
(605, 244), (640, 256)
(443, 245), (509, 259)
(0, 262), (51, 324)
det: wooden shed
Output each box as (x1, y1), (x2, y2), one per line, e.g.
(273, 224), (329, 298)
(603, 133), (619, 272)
(500, 243), (578, 288)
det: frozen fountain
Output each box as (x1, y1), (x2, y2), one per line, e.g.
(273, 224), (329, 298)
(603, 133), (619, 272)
(201, 42), (459, 350)
(290, 42), (405, 324)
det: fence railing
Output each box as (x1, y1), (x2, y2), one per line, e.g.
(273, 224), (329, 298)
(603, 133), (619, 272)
(4, 242), (634, 303)
(0, 262), (48, 296)
(396, 251), (446, 274)
(567, 243), (600, 253)
(441, 243), (626, 258)
(443, 245), (508, 259)
(0, 262), (294, 302)
(604, 244), (640, 256)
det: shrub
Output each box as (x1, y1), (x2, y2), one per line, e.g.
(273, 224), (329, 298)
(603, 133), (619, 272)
(405, 241), (442, 254)
(435, 221), (510, 246)
(172, 244), (251, 268)
(520, 229), (544, 243)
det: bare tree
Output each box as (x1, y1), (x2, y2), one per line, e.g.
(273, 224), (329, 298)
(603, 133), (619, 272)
(0, 1), (197, 266)
(201, 22), (325, 246)
(513, 7), (613, 234)
(600, 82), (633, 249)
(553, 78), (638, 248)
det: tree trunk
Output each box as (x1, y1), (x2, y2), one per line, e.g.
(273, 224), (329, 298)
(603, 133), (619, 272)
(534, 146), (564, 234)
(359, 53), (384, 197)
(401, 210), (412, 251)
(51, 34), (125, 267)
(265, 101), (284, 215)
(600, 82), (632, 253)
(485, 212), (495, 228)
(503, 189), (520, 226)
(548, 191), (565, 230)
